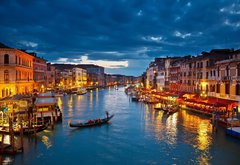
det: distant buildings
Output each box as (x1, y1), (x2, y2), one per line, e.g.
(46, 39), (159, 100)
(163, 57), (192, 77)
(72, 67), (87, 88)
(0, 42), (136, 98)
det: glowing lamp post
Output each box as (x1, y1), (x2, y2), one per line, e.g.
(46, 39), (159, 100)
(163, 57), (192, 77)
(200, 91), (207, 99)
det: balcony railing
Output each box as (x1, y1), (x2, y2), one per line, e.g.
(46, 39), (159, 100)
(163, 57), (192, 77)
(222, 76), (231, 81)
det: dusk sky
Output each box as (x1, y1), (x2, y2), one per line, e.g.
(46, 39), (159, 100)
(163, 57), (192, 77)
(1, 0), (240, 76)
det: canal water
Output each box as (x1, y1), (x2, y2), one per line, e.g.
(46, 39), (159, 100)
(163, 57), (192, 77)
(4, 87), (240, 165)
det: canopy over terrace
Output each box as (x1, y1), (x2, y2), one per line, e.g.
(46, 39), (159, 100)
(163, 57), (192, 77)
(184, 96), (238, 111)
(37, 92), (55, 98)
(35, 98), (56, 107)
(151, 91), (180, 103)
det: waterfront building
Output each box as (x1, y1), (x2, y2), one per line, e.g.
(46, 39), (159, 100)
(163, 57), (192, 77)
(0, 43), (34, 98)
(55, 69), (72, 90)
(105, 74), (117, 86)
(146, 58), (165, 90)
(179, 57), (195, 93)
(32, 53), (47, 92)
(72, 67), (87, 88)
(53, 64), (105, 88)
(169, 60), (181, 92)
(214, 51), (240, 102)
(46, 63), (56, 90)
(194, 49), (232, 97)
(79, 64), (105, 87)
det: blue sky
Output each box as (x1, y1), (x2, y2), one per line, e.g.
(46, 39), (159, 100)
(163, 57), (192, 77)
(1, 0), (240, 76)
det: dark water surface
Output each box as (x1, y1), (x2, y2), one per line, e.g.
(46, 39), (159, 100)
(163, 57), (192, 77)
(5, 87), (240, 165)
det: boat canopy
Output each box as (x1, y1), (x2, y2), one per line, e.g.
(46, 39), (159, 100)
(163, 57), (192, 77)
(35, 98), (56, 107)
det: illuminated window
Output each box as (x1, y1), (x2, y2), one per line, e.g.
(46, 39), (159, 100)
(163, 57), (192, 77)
(4, 70), (9, 81)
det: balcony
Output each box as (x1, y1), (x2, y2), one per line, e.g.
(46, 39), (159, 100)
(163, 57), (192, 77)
(234, 76), (240, 81)
(222, 76), (232, 81)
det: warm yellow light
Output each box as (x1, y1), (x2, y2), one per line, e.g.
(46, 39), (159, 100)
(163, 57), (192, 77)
(201, 82), (207, 87)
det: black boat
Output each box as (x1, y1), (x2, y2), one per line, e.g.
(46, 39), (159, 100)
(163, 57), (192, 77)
(0, 124), (48, 135)
(69, 114), (114, 128)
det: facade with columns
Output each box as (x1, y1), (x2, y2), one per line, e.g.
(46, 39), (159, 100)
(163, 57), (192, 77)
(0, 45), (34, 98)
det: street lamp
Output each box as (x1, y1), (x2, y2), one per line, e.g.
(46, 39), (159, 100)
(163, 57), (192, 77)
(200, 91), (207, 99)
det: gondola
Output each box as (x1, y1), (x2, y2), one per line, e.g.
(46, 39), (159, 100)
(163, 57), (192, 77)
(0, 124), (48, 135)
(69, 114), (114, 128)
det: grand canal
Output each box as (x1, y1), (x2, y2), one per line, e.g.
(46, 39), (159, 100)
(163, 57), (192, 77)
(4, 87), (240, 164)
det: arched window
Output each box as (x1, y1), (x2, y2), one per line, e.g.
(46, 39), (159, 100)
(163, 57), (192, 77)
(4, 54), (9, 64)
(4, 70), (9, 81)
(2, 89), (5, 98)
(226, 65), (229, 76)
(6, 88), (8, 96)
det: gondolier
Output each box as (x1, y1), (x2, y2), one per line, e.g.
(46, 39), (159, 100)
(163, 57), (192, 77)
(106, 111), (109, 118)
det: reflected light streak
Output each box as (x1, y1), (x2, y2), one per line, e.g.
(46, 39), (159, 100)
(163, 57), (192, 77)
(41, 135), (52, 149)
(165, 113), (178, 145)
(89, 91), (93, 110)
(96, 88), (99, 103)
(57, 98), (63, 110)
(180, 110), (212, 164)
(197, 122), (210, 151)
(67, 96), (73, 116)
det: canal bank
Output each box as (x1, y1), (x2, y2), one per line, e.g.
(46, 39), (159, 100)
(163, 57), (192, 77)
(3, 87), (240, 165)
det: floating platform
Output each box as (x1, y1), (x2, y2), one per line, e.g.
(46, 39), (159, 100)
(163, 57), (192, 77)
(226, 127), (240, 139)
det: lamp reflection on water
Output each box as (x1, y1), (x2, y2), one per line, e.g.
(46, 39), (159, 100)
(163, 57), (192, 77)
(165, 113), (178, 145)
(181, 110), (212, 164)
(67, 95), (73, 116)
(89, 90), (93, 110)
(41, 135), (52, 149)
(96, 88), (99, 103)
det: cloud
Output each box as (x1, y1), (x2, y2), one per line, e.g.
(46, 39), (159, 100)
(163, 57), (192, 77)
(174, 31), (191, 39)
(19, 41), (38, 48)
(137, 10), (143, 16)
(224, 19), (240, 28)
(53, 55), (128, 69)
(220, 3), (240, 15)
(186, 2), (192, 7)
(0, 0), (240, 76)
(142, 36), (163, 43)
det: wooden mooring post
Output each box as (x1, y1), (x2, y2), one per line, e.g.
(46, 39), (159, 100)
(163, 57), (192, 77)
(51, 112), (54, 130)
(1, 133), (5, 154)
(20, 119), (24, 152)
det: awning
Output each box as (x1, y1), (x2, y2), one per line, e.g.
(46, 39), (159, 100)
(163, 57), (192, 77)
(37, 92), (55, 98)
(35, 98), (56, 107)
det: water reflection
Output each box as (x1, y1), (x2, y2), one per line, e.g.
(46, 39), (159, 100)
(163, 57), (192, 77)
(6, 87), (240, 165)
(41, 135), (52, 149)
(67, 95), (73, 117)
(180, 110), (212, 164)
(165, 113), (178, 145)
(89, 90), (93, 110)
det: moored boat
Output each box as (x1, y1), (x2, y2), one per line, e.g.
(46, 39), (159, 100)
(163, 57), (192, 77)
(69, 114), (114, 128)
(0, 124), (48, 135)
(77, 88), (87, 95)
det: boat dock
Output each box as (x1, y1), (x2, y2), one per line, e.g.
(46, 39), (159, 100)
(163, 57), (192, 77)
(226, 127), (240, 139)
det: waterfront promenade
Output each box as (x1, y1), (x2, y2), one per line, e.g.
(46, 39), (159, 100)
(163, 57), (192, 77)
(3, 87), (240, 164)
